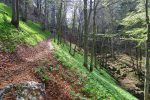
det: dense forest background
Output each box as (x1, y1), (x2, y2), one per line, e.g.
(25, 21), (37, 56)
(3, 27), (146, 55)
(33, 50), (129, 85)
(0, 0), (150, 100)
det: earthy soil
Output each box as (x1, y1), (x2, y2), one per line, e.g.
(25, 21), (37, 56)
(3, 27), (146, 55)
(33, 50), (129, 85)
(0, 40), (82, 100)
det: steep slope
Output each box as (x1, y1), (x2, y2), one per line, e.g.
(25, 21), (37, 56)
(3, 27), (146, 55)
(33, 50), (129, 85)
(0, 3), (79, 100)
(0, 3), (50, 52)
(52, 42), (137, 100)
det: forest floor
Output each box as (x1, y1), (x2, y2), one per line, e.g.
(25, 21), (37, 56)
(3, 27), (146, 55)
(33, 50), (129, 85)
(0, 39), (141, 100)
(107, 54), (144, 99)
(0, 39), (82, 100)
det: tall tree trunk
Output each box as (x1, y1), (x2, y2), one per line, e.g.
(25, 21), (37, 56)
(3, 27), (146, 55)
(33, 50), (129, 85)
(22, 0), (28, 22)
(111, 37), (115, 59)
(43, 0), (48, 30)
(144, 0), (150, 99)
(71, 7), (77, 56)
(90, 0), (96, 72)
(83, 0), (88, 67)
(51, 0), (56, 29)
(11, 0), (19, 28)
(136, 47), (139, 74)
(57, 0), (63, 44)
(139, 47), (142, 69)
(69, 35), (72, 54)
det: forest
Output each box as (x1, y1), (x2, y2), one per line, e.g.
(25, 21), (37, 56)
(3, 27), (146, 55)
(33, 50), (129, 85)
(0, 0), (149, 100)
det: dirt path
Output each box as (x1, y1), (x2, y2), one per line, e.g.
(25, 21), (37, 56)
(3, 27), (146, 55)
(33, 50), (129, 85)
(0, 39), (79, 100)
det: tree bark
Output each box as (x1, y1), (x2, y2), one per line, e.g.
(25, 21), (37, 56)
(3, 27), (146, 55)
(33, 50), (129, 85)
(11, 0), (19, 28)
(22, 0), (28, 22)
(83, 0), (88, 67)
(57, 0), (63, 44)
(144, 0), (150, 100)
(90, 0), (96, 72)
(43, 0), (48, 30)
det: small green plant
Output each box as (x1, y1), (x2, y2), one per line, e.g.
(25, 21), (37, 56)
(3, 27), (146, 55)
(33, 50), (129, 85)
(49, 64), (54, 72)
(55, 64), (60, 71)
(70, 91), (87, 100)
(48, 64), (60, 72)
(0, 9), (8, 22)
(70, 91), (80, 98)
(35, 66), (49, 82)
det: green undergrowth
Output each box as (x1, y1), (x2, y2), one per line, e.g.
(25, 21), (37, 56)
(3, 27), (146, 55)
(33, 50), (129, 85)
(0, 3), (50, 52)
(52, 41), (137, 100)
(35, 66), (49, 82)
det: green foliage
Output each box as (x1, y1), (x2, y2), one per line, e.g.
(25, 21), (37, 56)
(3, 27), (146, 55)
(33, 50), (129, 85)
(35, 66), (49, 82)
(119, 11), (146, 46)
(55, 64), (60, 70)
(0, 3), (51, 52)
(52, 41), (137, 100)
(0, 22), (21, 52)
(70, 90), (87, 100)
(121, 12), (145, 29)
(48, 64), (60, 72)
(49, 64), (54, 72)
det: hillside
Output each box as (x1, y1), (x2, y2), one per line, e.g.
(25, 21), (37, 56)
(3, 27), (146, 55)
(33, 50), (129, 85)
(0, 3), (138, 100)
(52, 41), (138, 100)
(0, 3), (50, 52)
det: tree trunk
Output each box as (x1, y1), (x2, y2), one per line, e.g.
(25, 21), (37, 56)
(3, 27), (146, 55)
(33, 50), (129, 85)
(51, 1), (56, 29)
(43, 0), (48, 30)
(139, 47), (142, 69)
(136, 47), (139, 74)
(22, 0), (28, 22)
(57, 0), (63, 44)
(11, 0), (19, 28)
(90, 0), (96, 72)
(83, 0), (88, 68)
(111, 37), (115, 59)
(144, 0), (150, 99)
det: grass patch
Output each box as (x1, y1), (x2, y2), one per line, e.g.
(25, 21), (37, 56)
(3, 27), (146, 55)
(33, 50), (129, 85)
(0, 3), (50, 52)
(35, 66), (49, 82)
(52, 41), (137, 100)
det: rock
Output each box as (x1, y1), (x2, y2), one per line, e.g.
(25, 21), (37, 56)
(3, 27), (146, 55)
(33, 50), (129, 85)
(128, 68), (134, 72)
(122, 73), (127, 78)
(16, 81), (45, 100)
(135, 83), (144, 89)
(135, 91), (143, 100)
(0, 84), (14, 100)
(0, 81), (45, 100)
(116, 70), (120, 75)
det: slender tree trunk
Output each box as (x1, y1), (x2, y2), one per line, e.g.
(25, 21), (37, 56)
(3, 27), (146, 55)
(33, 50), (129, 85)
(87, 0), (92, 28)
(71, 7), (77, 56)
(136, 47), (139, 74)
(90, 0), (96, 72)
(144, 0), (150, 99)
(11, 0), (19, 28)
(69, 36), (72, 54)
(83, 0), (88, 67)
(111, 37), (115, 59)
(51, 1), (56, 29)
(22, 0), (28, 22)
(57, 0), (63, 44)
(139, 47), (142, 69)
(43, 0), (48, 30)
